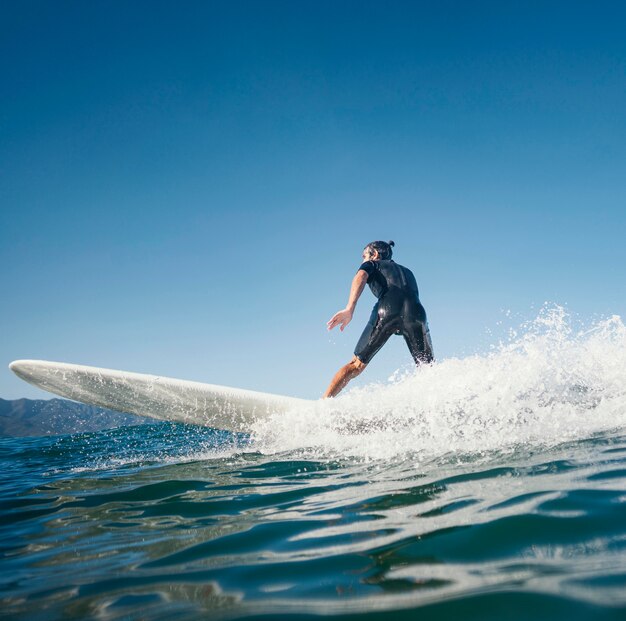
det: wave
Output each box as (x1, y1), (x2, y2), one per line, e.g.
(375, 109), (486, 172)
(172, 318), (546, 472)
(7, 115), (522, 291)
(253, 306), (626, 461)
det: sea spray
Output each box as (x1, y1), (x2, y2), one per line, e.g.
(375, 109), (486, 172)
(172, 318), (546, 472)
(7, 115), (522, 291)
(252, 306), (626, 460)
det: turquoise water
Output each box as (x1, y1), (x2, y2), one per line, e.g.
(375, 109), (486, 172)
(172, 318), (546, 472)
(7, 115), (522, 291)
(1, 425), (625, 620)
(2, 309), (626, 619)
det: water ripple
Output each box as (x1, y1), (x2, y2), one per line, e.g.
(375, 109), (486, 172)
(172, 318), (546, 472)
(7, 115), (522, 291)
(1, 426), (625, 619)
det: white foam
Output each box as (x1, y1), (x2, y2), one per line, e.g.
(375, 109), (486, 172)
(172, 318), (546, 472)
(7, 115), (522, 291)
(252, 306), (626, 461)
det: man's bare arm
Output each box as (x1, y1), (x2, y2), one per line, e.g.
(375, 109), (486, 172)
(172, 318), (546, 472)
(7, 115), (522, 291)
(327, 270), (369, 332)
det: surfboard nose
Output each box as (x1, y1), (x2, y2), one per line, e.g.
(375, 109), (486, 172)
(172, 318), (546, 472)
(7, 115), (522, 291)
(9, 360), (43, 382)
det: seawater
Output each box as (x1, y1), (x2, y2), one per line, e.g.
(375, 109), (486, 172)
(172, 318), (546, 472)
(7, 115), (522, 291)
(1, 307), (625, 620)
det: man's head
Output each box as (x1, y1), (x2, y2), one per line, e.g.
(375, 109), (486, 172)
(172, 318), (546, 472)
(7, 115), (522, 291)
(363, 240), (395, 262)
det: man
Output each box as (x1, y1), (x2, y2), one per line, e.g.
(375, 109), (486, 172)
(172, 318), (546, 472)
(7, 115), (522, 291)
(324, 240), (434, 398)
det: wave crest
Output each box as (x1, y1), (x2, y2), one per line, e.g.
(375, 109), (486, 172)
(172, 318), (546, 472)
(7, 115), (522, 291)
(253, 306), (626, 460)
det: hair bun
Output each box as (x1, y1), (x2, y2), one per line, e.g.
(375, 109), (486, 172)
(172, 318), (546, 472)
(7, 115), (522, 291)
(388, 240), (395, 247)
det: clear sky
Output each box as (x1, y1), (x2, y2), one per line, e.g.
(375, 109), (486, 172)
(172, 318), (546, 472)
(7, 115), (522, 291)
(2, 1), (625, 400)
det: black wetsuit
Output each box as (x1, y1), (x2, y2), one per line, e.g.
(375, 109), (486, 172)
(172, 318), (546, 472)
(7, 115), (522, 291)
(354, 259), (434, 365)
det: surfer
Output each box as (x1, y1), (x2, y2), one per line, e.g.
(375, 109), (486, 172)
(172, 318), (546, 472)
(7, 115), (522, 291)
(324, 240), (434, 398)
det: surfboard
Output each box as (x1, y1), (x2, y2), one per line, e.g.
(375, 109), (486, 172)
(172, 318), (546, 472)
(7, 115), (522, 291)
(9, 360), (309, 432)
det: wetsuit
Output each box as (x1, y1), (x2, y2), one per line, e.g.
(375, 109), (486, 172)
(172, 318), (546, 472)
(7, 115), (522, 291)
(354, 259), (434, 365)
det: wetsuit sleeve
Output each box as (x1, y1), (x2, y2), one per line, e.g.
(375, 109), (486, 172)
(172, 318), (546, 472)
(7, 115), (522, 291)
(358, 261), (376, 278)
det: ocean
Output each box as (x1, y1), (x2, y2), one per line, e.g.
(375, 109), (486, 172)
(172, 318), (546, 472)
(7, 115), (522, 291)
(2, 307), (625, 620)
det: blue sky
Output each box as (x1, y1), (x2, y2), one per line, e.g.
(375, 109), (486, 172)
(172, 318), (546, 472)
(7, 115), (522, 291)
(2, 1), (625, 400)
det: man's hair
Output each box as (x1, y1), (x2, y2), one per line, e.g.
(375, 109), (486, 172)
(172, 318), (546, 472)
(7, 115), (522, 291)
(365, 240), (395, 260)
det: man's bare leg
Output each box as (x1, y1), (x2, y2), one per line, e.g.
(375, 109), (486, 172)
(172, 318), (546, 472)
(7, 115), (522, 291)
(323, 356), (367, 398)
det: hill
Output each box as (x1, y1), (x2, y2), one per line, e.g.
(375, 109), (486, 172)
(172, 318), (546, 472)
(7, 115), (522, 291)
(0, 398), (148, 437)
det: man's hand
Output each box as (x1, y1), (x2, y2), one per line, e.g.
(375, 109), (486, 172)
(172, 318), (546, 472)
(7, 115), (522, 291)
(327, 308), (354, 332)
(327, 270), (368, 332)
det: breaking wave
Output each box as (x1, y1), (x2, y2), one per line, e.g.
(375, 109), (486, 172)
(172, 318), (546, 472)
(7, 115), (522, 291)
(253, 306), (626, 460)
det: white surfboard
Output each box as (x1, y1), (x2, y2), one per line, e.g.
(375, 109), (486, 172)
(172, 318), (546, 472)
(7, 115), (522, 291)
(9, 360), (309, 432)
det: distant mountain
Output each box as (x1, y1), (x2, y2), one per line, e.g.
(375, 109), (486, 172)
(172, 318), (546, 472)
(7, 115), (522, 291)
(0, 398), (149, 437)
